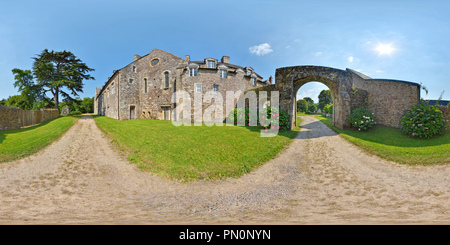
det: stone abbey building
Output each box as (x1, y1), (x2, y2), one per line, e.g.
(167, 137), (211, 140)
(94, 49), (268, 121)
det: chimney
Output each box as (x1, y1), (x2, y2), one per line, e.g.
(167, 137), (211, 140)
(134, 54), (141, 61)
(221, 56), (230, 64)
(186, 55), (190, 62)
(269, 76), (273, 84)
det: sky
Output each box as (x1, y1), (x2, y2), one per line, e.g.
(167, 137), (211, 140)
(1, 0), (449, 104)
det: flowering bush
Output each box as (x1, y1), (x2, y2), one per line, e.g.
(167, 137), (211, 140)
(226, 108), (258, 126)
(348, 106), (376, 131)
(259, 106), (289, 131)
(400, 103), (447, 138)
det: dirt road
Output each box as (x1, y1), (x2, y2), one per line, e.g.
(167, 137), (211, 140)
(1, 115), (449, 224)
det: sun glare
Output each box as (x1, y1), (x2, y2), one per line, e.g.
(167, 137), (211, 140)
(375, 43), (395, 55)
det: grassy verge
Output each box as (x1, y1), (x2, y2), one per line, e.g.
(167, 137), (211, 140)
(0, 115), (81, 163)
(93, 115), (300, 181)
(314, 114), (450, 165)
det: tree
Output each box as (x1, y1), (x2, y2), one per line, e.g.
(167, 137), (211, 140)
(297, 99), (308, 113)
(32, 49), (95, 109)
(11, 68), (42, 110)
(318, 90), (332, 111)
(303, 97), (314, 106)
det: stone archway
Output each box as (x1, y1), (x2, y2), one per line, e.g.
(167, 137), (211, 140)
(251, 65), (421, 130)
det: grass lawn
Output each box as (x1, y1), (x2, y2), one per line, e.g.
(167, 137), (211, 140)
(93, 115), (299, 181)
(0, 115), (80, 163)
(315, 114), (450, 165)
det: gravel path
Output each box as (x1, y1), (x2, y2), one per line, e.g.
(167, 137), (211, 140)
(0, 115), (449, 224)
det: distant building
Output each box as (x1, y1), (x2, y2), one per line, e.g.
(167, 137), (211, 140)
(94, 49), (268, 121)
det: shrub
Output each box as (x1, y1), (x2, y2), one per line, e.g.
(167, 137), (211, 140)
(226, 108), (258, 126)
(400, 103), (447, 139)
(259, 106), (290, 131)
(348, 106), (376, 131)
(69, 111), (82, 116)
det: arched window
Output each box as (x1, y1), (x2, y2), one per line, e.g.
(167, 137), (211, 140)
(144, 78), (148, 93)
(164, 71), (169, 88)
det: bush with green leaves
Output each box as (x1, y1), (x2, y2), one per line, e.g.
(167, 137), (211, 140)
(259, 106), (290, 131)
(226, 108), (258, 126)
(400, 103), (447, 139)
(323, 104), (333, 114)
(348, 106), (376, 131)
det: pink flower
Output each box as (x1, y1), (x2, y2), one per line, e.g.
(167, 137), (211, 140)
(425, 127), (429, 130)
(247, 113), (249, 115)
(277, 126), (280, 129)
(234, 121), (237, 124)
(248, 123), (250, 126)
(249, 119), (251, 121)
(262, 116), (265, 119)
(271, 126), (274, 129)
(261, 123), (264, 127)
(412, 132), (416, 136)
(265, 128), (268, 132)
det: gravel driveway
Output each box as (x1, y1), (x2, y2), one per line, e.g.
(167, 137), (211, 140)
(1, 115), (449, 224)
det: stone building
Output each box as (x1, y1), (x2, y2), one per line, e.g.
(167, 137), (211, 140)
(94, 49), (268, 121)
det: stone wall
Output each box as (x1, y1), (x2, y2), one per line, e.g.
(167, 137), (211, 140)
(0, 106), (59, 130)
(349, 70), (420, 128)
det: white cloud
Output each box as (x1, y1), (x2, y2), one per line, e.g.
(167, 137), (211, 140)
(314, 51), (322, 56)
(249, 43), (273, 56)
(347, 56), (354, 63)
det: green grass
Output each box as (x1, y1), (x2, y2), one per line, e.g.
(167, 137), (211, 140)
(93, 115), (299, 181)
(314, 114), (450, 165)
(0, 115), (80, 163)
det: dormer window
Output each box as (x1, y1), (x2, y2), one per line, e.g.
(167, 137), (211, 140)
(207, 60), (216, 69)
(218, 64), (228, 78)
(220, 69), (227, 78)
(190, 68), (197, 77)
(187, 63), (199, 77)
(251, 77), (256, 86)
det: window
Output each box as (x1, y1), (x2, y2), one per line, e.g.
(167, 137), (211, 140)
(144, 78), (148, 93)
(207, 60), (215, 68)
(133, 66), (136, 72)
(129, 79), (133, 83)
(195, 84), (202, 93)
(190, 68), (197, 77)
(251, 77), (256, 86)
(150, 58), (160, 67)
(213, 85), (218, 93)
(220, 69), (227, 78)
(164, 72), (169, 88)
(111, 82), (115, 94)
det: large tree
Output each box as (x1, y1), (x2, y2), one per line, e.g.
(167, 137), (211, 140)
(32, 49), (95, 109)
(318, 89), (332, 111)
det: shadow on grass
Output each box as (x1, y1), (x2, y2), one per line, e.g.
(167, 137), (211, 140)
(0, 115), (81, 145)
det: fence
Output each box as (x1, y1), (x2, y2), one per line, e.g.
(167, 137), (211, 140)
(0, 106), (60, 130)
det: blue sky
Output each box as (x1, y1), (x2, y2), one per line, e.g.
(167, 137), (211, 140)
(1, 0), (449, 104)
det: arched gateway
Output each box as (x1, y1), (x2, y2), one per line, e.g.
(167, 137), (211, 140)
(252, 66), (421, 130)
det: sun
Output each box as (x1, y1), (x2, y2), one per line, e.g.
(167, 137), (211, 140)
(375, 43), (395, 55)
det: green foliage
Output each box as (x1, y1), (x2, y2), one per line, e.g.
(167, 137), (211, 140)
(297, 99), (308, 113)
(318, 90), (332, 111)
(400, 103), (447, 139)
(69, 111), (82, 115)
(307, 103), (317, 113)
(259, 106), (290, 131)
(59, 97), (94, 114)
(349, 106), (377, 131)
(323, 104), (333, 114)
(32, 49), (95, 109)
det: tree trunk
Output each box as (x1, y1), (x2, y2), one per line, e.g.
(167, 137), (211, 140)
(54, 87), (59, 110)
